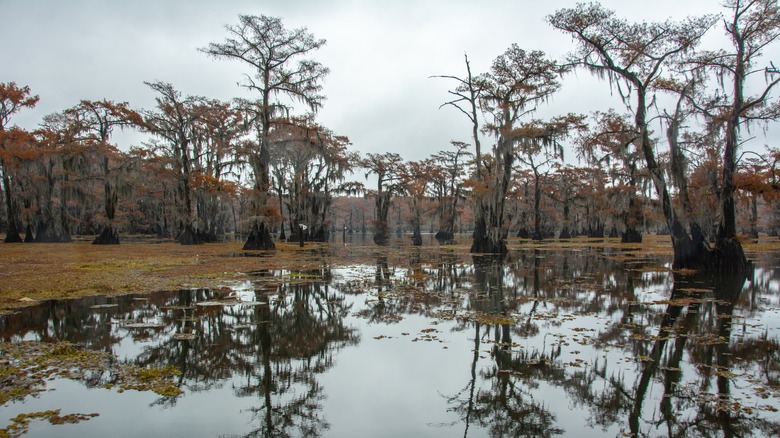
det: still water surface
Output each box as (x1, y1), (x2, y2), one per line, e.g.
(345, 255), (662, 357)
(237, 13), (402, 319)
(2, 239), (780, 437)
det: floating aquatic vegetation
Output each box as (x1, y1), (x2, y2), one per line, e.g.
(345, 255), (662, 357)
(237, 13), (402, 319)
(1, 410), (99, 438)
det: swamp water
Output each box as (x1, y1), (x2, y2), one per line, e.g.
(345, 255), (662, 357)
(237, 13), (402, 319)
(2, 241), (780, 437)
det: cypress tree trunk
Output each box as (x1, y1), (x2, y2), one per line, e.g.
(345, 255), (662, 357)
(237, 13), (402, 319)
(243, 221), (275, 250)
(1, 170), (22, 243)
(94, 178), (120, 244)
(471, 140), (512, 254)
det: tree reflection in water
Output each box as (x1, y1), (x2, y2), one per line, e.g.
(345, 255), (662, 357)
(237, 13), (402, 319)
(438, 248), (780, 437)
(2, 244), (780, 436)
(0, 269), (359, 437)
(446, 254), (564, 437)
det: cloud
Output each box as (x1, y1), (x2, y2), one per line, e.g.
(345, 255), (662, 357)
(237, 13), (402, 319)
(2, 0), (777, 165)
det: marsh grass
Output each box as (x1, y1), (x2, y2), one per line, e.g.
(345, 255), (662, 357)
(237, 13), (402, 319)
(1, 233), (776, 312)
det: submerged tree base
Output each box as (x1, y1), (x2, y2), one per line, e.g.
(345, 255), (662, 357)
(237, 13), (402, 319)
(435, 230), (454, 242)
(713, 236), (750, 275)
(3, 229), (22, 243)
(471, 235), (507, 254)
(621, 229), (642, 244)
(93, 226), (120, 245)
(177, 226), (203, 246)
(243, 223), (275, 250)
(373, 233), (389, 246)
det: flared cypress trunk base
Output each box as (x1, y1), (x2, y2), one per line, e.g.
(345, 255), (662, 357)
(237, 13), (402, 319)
(93, 226), (120, 245)
(23, 224), (34, 243)
(33, 223), (71, 243)
(373, 233), (389, 246)
(310, 227), (329, 242)
(3, 223), (22, 243)
(471, 216), (508, 254)
(621, 229), (642, 243)
(243, 223), (275, 250)
(435, 230), (454, 242)
(589, 225), (605, 238)
(178, 225), (203, 245)
(670, 224), (712, 271)
(713, 236), (750, 275)
(411, 231), (422, 246)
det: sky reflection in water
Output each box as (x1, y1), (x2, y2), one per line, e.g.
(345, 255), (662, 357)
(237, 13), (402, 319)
(2, 242), (780, 437)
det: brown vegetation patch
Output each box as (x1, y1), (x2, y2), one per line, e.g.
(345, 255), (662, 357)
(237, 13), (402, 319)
(1, 233), (766, 313)
(0, 240), (338, 312)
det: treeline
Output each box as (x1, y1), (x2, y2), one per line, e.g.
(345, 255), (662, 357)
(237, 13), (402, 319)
(3, 2), (780, 276)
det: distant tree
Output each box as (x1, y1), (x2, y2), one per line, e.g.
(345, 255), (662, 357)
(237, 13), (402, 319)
(361, 152), (404, 245)
(576, 111), (646, 242)
(430, 141), (472, 242)
(736, 157), (769, 238)
(50, 100), (141, 244)
(141, 81), (204, 245)
(271, 120), (355, 242)
(202, 15), (329, 250)
(513, 114), (586, 241)
(189, 99), (245, 242)
(400, 159), (434, 246)
(0, 82), (39, 243)
(549, 165), (585, 239)
(25, 126), (80, 243)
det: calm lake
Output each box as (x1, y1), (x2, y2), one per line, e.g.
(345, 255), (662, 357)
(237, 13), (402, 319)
(2, 236), (780, 437)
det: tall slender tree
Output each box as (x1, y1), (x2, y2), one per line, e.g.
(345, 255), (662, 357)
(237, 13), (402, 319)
(434, 54), (490, 250)
(472, 45), (565, 253)
(430, 141), (472, 242)
(361, 152), (404, 245)
(141, 81), (203, 245)
(201, 15), (329, 250)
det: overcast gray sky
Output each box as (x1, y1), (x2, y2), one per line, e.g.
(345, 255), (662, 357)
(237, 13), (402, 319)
(0, 0), (766, 164)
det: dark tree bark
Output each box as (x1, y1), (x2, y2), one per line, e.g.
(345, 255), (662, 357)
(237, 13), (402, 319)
(1, 165), (23, 243)
(243, 222), (276, 250)
(94, 177), (120, 244)
(621, 195), (643, 243)
(411, 223), (423, 246)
